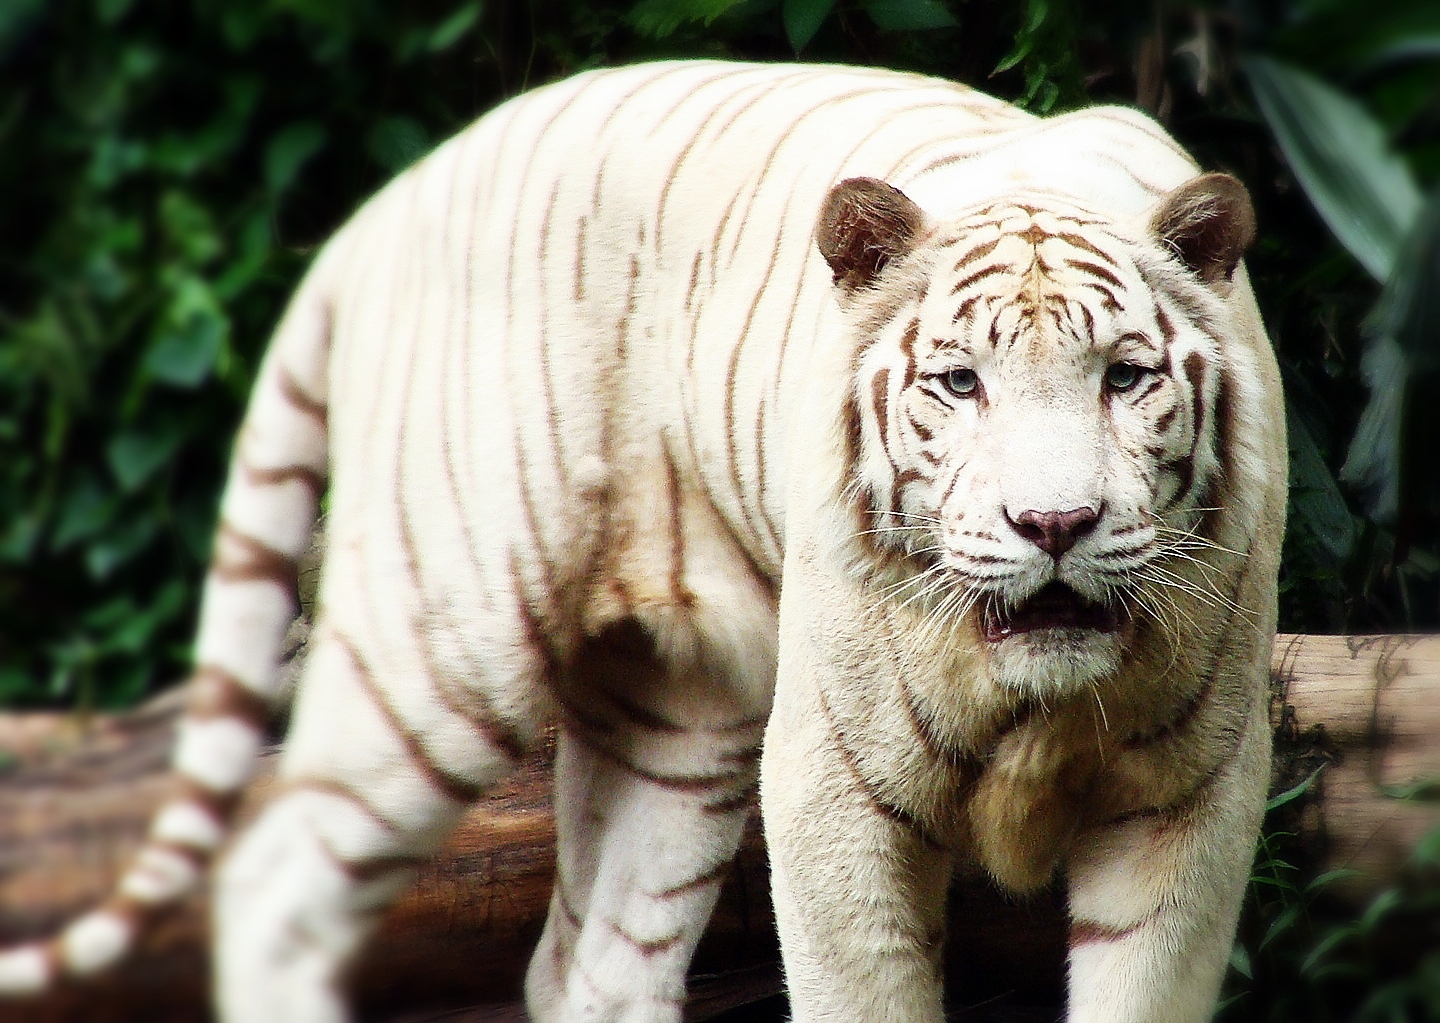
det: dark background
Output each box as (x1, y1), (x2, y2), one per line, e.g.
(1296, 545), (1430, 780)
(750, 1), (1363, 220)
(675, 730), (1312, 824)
(0, 1), (1436, 1019)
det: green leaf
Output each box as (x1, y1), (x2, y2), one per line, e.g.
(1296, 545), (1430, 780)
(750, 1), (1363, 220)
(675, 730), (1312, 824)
(97, 0), (137, 25)
(862, 0), (956, 32)
(1287, 404), (1357, 563)
(1276, 2), (1440, 74)
(95, 580), (185, 655)
(84, 517), (159, 579)
(51, 476), (117, 551)
(1365, 192), (1440, 371)
(1304, 867), (1361, 894)
(106, 430), (182, 492)
(783, 0), (834, 51)
(628, 0), (748, 38)
(1409, 824), (1440, 868)
(993, 33), (1035, 75)
(1359, 887), (1403, 932)
(1258, 902), (1303, 952)
(1299, 926), (1357, 976)
(1267, 763), (1327, 812)
(0, 0), (42, 58)
(159, 190), (222, 265)
(145, 275), (228, 387)
(1228, 941), (1253, 980)
(993, 0), (1045, 74)
(365, 115), (431, 173)
(264, 121), (328, 194)
(1338, 336), (1406, 522)
(428, 2), (481, 51)
(1243, 56), (1422, 283)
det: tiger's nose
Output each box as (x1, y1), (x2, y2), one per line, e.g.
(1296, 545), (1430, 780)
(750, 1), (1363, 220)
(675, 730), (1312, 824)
(1005, 506), (1101, 560)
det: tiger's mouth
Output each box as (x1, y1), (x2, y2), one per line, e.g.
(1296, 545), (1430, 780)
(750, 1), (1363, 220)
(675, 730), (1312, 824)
(982, 582), (1123, 642)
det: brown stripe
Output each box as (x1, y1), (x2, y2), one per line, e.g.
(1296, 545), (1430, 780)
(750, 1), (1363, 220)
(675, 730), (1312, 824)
(186, 664), (271, 731)
(898, 678), (958, 764)
(563, 720), (754, 797)
(1066, 259), (1125, 291)
(609, 690), (686, 734)
(1082, 282), (1122, 312)
(31, 941), (61, 989)
(608, 920), (683, 957)
(702, 783), (758, 816)
(171, 778), (242, 823)
(1055, 232), (1119, 267)
(534, 177), (569, 492)
(508, 553), (563, 682)
(316, 836), (423, 883)
(952, 295), (981, 323)
(949, 263), (1011, 295)
(1155, 303), (1176, 344)
(1067, 919), (1141, 949)
(661, 440), (694, 608)
(555, 875), (584, 931)
(1123, 676), (1214, 749)
(656, 859), (731, 899)
(573, 214), (588, 304)
(141, 838), (210, 872)
(210, 521), (298, 591)
(389, 345), (529, 766)
(816, 686), (942, 849)
(280, 777), (401, 836)
(276, 369), (327, 428)
(952, 236), (1001, 273)
(332, 630), (483, 804)
(239, 459), (325, 497)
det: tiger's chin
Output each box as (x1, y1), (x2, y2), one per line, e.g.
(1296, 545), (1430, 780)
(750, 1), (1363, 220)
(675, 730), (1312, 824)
(981, 583), (1132, 695)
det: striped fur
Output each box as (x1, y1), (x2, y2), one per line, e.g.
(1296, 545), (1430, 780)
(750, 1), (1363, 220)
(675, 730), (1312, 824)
(0, 61), (1285, 1023)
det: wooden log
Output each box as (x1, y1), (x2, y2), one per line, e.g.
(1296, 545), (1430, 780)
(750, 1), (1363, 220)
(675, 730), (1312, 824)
(1270, 633), (1440, 896)
(0, 633), (1434, 1021)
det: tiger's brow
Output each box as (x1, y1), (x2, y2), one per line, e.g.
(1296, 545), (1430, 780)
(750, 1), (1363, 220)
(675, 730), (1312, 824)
(928, 336), (974, 356)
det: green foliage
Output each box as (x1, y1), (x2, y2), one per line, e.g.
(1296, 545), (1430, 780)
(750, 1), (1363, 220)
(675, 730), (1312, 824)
(1223, 784), (1440, 1023)
(0, 3), (1436, 690)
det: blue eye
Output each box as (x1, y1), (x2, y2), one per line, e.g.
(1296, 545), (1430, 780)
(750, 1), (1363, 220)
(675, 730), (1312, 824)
(942, 368), (980, 398)
(1105, 363), (1144, 392)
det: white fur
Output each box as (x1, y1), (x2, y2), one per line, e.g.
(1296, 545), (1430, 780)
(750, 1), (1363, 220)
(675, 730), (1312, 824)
(0, 949), (50, 994)
(60, 912), (131, 977)
(173, 716), (263, 792)
(193, 581), (299, 693)
(151, 800), (227, 852)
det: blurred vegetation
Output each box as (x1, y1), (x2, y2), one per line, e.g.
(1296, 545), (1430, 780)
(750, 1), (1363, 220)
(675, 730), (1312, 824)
(0, 1), (1436, 1019)
(0, 0), (1435, 709)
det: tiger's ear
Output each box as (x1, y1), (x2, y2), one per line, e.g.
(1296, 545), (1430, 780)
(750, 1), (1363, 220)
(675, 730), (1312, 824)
(1151, 173), (1257, 286)
(816, 177), (925, 290)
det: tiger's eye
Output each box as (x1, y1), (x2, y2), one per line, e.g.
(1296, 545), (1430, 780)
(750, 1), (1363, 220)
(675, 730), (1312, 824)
(1105, 362), (1143, 392)
(943, 368), (979, 398)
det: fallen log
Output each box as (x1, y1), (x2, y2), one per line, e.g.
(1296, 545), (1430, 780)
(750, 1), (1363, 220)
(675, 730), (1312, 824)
(0, 633), (1434, 1022)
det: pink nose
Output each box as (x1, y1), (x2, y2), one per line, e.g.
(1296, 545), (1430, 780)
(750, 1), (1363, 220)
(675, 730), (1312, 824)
(1005, 506), (1100, 559)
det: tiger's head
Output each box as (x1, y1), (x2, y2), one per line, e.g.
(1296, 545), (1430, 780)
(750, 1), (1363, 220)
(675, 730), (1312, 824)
(817, 173), (1256, 698)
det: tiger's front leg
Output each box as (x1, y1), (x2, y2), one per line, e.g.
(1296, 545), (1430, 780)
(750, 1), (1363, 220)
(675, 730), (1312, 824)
(1063, 692), (1270, 1023)
(761, 667), (952, 1023)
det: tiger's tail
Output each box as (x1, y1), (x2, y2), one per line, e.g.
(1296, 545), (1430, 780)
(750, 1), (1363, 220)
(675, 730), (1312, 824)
(0, 263), (334, 996)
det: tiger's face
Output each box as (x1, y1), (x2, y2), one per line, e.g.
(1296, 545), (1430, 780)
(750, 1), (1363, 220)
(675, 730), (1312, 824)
(817, 175), (1254, 696)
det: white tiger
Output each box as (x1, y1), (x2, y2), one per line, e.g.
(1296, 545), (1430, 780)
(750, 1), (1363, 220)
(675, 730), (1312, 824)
(0, 60), (1286, 1023)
